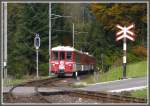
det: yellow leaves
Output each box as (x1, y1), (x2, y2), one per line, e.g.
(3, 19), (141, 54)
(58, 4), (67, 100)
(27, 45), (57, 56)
(90, 3), (108, 18)
(90, 3), (147, 34)
(90, 4), (106, 13)
(130, 4), (146, 14)
(141, 16), (147, 24)
(107, 4), (121, 16)
(90, 4), (100, 12)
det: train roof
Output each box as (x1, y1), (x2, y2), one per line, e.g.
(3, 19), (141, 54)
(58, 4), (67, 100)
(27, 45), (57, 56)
(51, 46), (75, 51)
(51, 46), (95, 58)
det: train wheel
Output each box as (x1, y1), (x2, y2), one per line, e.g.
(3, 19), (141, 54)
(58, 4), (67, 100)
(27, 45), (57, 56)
(57, 73), (64, 78)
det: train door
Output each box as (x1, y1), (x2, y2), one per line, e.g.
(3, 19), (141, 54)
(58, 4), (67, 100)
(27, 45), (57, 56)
(58, 51), (65, 74)
(50, 51), (59, 73)
(65, 51), (73, 73)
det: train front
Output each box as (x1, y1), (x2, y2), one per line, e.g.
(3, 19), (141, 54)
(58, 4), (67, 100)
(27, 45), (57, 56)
(50, 46), (74, 76)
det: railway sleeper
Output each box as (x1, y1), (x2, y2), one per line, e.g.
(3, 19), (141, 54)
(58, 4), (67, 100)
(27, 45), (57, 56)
(68, 91), (146, 103)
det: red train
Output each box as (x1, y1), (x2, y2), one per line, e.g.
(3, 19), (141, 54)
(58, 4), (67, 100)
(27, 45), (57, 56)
(50, 46), (96, 77)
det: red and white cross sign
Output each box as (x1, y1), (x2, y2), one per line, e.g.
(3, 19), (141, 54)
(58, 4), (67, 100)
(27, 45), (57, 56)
(116, 24), (135, 41)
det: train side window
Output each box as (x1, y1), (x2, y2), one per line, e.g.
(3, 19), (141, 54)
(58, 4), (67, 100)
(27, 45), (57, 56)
(66, 52), (72, 60)
(52, 51), (58, 60)
(60, 52), (65, 60)
(76, 53), (80, 62)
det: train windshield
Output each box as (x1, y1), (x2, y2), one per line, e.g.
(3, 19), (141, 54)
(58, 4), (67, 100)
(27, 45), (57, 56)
(52, 51), (58, 60)
(66, 52), (72, 60)
(60, 51), (65, 60)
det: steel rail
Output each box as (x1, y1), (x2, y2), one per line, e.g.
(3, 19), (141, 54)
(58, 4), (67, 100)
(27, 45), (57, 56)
(68, 90), (147, 103)
(34, 77), (63, 103)
(5, 77), (62, 103)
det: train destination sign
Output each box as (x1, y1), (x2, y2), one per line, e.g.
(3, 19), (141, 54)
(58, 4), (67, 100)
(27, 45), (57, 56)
(116, 24), (135, 41)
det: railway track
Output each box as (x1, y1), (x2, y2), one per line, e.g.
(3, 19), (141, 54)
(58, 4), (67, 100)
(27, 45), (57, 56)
(34, 77), (64, 103)
(5, 77), (63, 103)
(37, 89), (147, 103)
(4, 77), (147, 103)
(67, 90), (147, 103)
(22, 77), (61, 86)
(4, 84), (23, 103)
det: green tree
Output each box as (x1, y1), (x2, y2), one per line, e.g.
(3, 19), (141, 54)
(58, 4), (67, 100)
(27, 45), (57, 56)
(8, 3), (49, 78)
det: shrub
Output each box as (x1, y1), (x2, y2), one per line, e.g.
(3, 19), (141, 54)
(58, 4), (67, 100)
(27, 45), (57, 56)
(132, 45), (147, 57)
(39, 63), (49, 76)
(127, 52), (143, 63)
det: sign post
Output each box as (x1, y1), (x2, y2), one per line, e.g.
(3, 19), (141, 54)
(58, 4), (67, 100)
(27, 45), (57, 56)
(116, 24), (135, 79)
(2, 2), (8, 86)
(123, 37), (127, 79)
(34, 33), (40, 78)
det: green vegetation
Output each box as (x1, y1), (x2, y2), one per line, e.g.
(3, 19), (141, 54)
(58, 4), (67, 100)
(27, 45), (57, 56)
(4, 75), (50, 86)
(127, 60), (147, 77)
(6, 3), (147, 79)
(130, 88), (148, 99)
(70, 82), (87, 88)
(81, 60), (147, 84)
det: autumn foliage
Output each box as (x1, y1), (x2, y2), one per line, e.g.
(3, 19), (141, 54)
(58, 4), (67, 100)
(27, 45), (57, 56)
(132, 45), (147, 57)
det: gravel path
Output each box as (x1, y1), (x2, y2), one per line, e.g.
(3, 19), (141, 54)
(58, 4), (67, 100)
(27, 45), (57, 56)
(44, 94), (101, 103)
(3, 93), (102, 103)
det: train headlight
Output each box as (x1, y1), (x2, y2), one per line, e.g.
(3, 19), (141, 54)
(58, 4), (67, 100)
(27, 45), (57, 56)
(68, 64), (72, 66)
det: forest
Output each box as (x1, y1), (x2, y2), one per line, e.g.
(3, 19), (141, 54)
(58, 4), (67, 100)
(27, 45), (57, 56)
(7, 3), (147, 78)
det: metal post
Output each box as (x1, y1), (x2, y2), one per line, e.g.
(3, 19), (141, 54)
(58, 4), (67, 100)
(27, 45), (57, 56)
(49, 2), (51, 77)
(3, 2), (7, 85)
(72, 23), (74, 48)
(75, 71), (77, 77)
(101, 53), (103, 71)
(36, 49), (39, 78)
(1, 2), (4, 83)
(123, 37), (127, 79)
(76, 71), (79, 80)
(34, 34), (40, 78)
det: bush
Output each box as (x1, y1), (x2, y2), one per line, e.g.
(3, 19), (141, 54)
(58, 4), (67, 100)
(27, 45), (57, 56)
(8, 61), (26, 79)
(103, 64), (111, 72)
(132, 45), (147, 57)
(127, 52), (143, 63)
(39, 63), (49, 76)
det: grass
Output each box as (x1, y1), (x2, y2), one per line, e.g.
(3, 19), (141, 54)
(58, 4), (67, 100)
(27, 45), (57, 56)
(3, 75), (52, 86)
(4, 60), (147, 86)
(81, 60), (147, 84)
(127, 61), (147, 77)
(130, 88), (148, 99)
(70, 82), (87, 88)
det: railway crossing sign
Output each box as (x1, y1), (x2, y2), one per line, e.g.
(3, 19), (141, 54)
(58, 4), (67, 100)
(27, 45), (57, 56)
(115, 24), (136, 79)
(116, 24), (135, 41)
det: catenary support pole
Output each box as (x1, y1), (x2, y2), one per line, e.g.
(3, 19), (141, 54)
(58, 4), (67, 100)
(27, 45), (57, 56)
(4, 2), (7, 85)
(72, 23), (74, 48)
(49, 2), (51, 77)
(1, 2), (4, 84)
